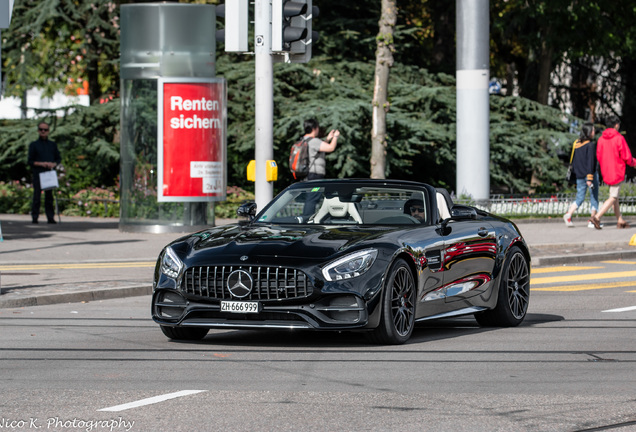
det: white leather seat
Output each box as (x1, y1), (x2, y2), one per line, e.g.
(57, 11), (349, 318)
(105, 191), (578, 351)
(313, 197), (363, 224)
(437, 192), (451, 220)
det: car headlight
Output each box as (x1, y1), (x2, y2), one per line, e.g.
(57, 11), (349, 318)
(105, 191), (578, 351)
(322, 249), (378, 281)
(161, 247), (184, 279)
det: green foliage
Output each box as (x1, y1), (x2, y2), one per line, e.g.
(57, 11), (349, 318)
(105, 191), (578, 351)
(490, 96), (577, 193)
(0, 101), (120, 190)
(53, 102), (121, 190)
(214, 186), (255, 219)
(0, 119), (37, 181)
(2, 0), (120, 102)
(0, 101), (120, 217)
(0, 181), (32, 214)
(313, 0), (380, 63)
(62, 187), (119, 217)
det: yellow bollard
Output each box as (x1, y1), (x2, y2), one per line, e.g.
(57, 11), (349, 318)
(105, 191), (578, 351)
(630, 234), (636, 246)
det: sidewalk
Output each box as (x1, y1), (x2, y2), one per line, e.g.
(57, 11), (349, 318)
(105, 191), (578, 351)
(1, 213), (635, 309)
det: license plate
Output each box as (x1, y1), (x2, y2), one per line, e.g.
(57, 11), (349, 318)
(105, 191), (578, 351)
(220, 300), (260, 314)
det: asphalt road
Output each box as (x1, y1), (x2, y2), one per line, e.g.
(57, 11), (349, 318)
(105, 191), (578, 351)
(1, 260), (635, 432)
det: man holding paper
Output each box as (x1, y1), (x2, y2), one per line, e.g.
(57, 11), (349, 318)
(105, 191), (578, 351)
(28, 122), (61, 224)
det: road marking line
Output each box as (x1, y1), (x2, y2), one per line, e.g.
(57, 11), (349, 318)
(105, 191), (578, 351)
(98, 390), (207, 412)
(531, 270), (636, 285)
(531, 266), (601, 274)
(533, 281), (636, 292)
(602, 306), (636, 313)
(602, 260), (636, 265)
(0, 262), (155, 271)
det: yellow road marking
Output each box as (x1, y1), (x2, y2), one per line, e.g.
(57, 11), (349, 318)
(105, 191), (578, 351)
(531, 270), (636, 285)
(531, 266), (602, 274)
(0, 262), (155, 271)
(533, 280), (636, 292)
(602, 260), (636, 265)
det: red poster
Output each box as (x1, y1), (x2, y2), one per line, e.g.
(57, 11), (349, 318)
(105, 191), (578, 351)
(158, 78), (227, 201)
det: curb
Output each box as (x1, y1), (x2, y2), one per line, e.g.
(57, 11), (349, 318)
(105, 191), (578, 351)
(532, 249), (636, 267)
(0, 284), (152, 309)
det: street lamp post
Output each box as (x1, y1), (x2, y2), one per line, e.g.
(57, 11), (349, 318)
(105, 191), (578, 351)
(456, 0), (490, 203)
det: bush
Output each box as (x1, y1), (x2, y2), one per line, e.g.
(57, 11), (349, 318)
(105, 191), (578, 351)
(214, 186), (255, 219)
(62, 187), (119, 217)
(0, 181), (33, 214)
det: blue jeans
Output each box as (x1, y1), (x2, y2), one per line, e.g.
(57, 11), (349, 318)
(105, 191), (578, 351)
(574, 173), (599, 212)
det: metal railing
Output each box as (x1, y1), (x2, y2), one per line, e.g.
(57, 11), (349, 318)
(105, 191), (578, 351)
(458, 193), (636, 217)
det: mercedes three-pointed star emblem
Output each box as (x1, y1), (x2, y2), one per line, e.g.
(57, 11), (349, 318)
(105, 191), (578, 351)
(226, 269), (253, 299)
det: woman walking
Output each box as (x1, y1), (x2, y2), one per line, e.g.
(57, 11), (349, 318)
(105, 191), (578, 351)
(563, 122), (600, 228)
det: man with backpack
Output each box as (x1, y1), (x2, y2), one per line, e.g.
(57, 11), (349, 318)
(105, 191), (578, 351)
(293, 118), (340, 218)
(296, 118), (340, 181)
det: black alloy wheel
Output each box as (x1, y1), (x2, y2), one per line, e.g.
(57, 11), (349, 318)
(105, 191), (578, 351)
(368, 258), (416, 345)
(474, 245), (530, 327)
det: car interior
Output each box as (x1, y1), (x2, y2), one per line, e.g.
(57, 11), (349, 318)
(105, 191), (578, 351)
(261, 185), (456, 226)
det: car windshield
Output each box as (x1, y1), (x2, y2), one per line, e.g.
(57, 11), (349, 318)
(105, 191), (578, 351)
(256, 182), (430, 225)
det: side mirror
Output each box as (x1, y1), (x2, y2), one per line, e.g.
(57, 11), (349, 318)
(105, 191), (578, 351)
(450, 205), (477, 220)
(237, 202), (257, 221)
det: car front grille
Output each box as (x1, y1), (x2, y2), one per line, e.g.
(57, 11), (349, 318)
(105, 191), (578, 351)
(181, 266), (314, 301)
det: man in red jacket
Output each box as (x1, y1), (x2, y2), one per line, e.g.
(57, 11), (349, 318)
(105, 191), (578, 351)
(589, 116), (636, 229)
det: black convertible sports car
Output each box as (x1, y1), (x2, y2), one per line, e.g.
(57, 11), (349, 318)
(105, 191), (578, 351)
(152, 179), (531, 344)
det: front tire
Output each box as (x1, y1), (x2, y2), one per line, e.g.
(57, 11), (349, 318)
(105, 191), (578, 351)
(368, 258), (416, 344)
(160, 325), (209, 341)
(475, 245), (530, 327)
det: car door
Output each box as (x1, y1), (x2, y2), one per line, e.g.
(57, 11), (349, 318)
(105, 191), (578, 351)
(441, 217), (497, 303)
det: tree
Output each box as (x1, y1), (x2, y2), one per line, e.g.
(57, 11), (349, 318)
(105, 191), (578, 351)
(370, 0), (397, 179)
(2, 0), (120, 106)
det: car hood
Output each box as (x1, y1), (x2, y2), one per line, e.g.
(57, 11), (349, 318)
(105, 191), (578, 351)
(172, 223), (405, 264)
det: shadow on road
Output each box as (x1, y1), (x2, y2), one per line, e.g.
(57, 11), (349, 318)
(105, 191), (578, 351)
(162, 313), (565, 348)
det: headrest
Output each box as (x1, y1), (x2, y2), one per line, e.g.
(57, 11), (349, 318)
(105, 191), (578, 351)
(327, 199), (348, 217)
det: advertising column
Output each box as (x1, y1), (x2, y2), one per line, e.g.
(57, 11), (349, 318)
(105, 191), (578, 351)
(158, 78), (227, 202)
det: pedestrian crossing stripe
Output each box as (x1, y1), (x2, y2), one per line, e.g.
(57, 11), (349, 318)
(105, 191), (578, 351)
(531, 266), (602, 274)
(533, 280), (636, 292)
(531, 270), (636, 285)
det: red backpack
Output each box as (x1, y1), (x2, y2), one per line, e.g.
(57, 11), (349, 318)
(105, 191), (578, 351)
(289, 137), (311, 180)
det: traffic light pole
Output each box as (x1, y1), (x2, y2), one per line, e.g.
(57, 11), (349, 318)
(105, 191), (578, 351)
(254, 0), (275, 211)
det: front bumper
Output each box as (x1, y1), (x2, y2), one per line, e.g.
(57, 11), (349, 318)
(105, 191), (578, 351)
(152, 289), (370, 330)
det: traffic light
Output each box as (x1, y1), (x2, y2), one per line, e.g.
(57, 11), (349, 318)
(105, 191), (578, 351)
(271, 0), (319, 63)
(215, 0), (249, 53)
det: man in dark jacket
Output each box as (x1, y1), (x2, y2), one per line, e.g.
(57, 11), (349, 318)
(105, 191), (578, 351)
(27, 122), (61, 224)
